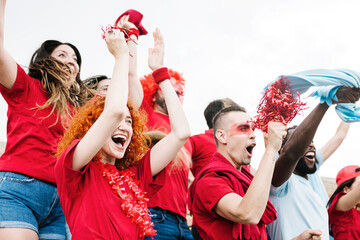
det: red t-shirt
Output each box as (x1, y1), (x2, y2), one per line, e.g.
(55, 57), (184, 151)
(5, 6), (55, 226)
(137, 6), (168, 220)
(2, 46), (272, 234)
(328, 192), (360, 240)
(141, 99), (190, 218)
(190, 153), (275, 240)
(141, 99), (170, 133)
(189, 129), (216, 178)
(192, 171), (236, 239)
(147, 159), (190, 218)
(55, 139), (166, 240)
(0, 64), (69, 183)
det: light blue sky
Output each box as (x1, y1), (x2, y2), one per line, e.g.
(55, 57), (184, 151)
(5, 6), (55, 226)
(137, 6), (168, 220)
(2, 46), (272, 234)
(1, 0), (360, 177)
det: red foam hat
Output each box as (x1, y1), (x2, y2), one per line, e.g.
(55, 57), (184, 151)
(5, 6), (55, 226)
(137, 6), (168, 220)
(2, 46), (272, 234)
(114, 9), (147, 36)
(336, 165), (360, 186)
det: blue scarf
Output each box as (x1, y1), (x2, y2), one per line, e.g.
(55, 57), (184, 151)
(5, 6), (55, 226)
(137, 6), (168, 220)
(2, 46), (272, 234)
(269, 68), (360, 122)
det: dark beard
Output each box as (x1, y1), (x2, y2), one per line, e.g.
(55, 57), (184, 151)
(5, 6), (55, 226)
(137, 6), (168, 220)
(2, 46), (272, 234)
(295, 157), (317, 175)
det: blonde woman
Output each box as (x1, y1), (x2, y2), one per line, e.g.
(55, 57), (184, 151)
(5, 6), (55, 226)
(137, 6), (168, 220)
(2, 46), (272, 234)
(0, 1), (92, 239)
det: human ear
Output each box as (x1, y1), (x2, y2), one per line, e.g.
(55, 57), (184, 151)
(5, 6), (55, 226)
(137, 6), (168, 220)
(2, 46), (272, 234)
(216, 129), (227, 144)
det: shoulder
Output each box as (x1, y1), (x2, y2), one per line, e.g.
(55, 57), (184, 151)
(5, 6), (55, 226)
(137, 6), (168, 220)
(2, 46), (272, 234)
(270, 175), (294, 197)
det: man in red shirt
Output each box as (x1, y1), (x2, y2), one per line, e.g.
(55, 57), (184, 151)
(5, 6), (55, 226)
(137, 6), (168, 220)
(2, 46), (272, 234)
(189, 98), (241, 239)
(189, 105), (286, 240)
(127, 30), (192, 239)
(139, 69), (193, 240)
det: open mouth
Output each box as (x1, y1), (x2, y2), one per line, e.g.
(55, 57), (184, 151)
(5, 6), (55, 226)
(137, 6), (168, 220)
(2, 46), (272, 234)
(246, 143), (256, 156)
(304, 151), (315, 161)
(111, 135), (127, 147)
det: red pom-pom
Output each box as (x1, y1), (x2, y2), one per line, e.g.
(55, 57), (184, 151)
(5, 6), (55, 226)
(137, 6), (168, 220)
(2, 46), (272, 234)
(253, 76), (307, 132)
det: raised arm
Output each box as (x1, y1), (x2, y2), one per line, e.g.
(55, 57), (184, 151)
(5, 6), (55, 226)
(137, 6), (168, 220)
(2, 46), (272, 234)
(215, 121), (286, 224)
(72, 29), (129, 170)
(272, 103), (329, 187)
(272, 87), (360, 187)
(0, 0), (18, 90)
(116, 15), (143, 108)
(335, 178), (360, 212)
(147, 28), (191, 176)
(320, 121), (350, 161)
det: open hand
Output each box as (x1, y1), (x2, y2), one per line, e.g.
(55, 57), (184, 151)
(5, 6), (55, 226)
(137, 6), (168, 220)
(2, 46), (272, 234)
(148, 28), (164, 71)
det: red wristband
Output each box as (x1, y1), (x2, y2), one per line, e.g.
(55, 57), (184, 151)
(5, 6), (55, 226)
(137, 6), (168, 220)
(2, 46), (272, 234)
(127, 28), (139, 39)
(152, 67), (170, 84)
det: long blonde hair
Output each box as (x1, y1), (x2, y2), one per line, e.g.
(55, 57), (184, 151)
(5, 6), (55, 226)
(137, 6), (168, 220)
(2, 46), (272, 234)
(28, 40), (95, 126)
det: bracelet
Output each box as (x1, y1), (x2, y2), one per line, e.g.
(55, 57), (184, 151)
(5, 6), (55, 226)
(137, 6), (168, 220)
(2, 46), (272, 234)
(127, 28), (139, 39)
(152, 67), (170, 84)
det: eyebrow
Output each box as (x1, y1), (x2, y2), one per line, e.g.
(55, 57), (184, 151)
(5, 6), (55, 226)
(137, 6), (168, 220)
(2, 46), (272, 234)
(233, 122), (249, 126)
(99, 85), (109, 89)
(55, 49), (77, 57)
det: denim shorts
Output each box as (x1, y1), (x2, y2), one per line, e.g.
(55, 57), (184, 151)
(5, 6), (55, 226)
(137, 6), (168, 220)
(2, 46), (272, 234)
(145, 207), (194, 240)
(0, 171), (65, 240)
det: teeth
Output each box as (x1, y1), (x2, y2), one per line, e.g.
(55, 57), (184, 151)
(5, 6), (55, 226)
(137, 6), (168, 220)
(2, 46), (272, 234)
(112, 135), (126, 145)
(305, 151), (315, 158)
(306, 152), (314, 156)
(113, 135), (126, 140)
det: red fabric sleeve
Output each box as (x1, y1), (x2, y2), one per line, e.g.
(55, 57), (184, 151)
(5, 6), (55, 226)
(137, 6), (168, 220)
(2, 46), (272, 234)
(328, 192), (351, 219)
(55, 139), (91, 198)
(0, 64), (35, 107)
(132, 149), (167, 198)
(196, 172), (234, 213)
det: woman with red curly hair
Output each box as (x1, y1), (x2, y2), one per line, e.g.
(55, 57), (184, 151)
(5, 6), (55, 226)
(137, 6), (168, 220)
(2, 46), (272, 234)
(55, 29), (190, 240)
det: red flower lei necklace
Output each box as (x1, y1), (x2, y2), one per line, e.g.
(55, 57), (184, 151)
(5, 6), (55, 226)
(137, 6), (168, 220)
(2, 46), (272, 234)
(93, 159), (156, 239)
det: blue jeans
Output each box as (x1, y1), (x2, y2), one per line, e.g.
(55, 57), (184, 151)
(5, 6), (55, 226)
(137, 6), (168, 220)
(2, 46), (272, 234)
(65, 221), (71, 240)
(145, 207), (194, 240)
(0, 171), (65, 240)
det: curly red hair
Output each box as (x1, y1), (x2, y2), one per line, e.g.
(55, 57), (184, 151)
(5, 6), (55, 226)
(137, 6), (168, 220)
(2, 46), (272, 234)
(57, 97), (149, 170)
(140, 69), (185, 108)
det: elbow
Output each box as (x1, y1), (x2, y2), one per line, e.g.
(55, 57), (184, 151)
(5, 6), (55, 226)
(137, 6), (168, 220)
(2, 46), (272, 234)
(280, 146), (298, 162)
(103, 106), (126, 121)
(233, 204), (263, 224)
(176, 128), (191, 141)
(234, 211), (262, 225)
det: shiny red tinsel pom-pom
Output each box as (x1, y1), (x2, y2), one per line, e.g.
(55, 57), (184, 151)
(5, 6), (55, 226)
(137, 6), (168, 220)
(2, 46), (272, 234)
(253, 76), (307, 132)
